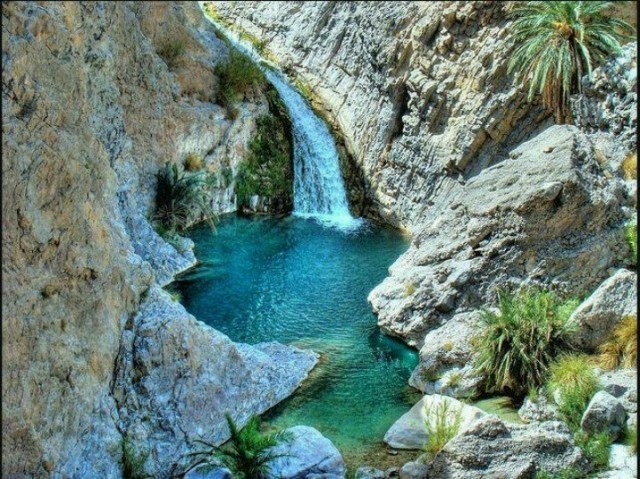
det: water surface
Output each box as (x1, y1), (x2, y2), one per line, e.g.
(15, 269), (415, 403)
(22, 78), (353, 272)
(173, 215), (419, 467)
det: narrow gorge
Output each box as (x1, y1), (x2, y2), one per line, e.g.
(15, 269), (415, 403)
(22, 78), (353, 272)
(2, 2), (638, 479)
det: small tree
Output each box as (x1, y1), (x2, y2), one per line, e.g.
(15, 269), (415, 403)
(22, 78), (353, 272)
(185, 414), (289, 479)
(508, 1), (634, 123)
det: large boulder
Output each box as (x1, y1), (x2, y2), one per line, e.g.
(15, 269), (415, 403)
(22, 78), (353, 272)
(598, 368), (638, 430)
(408, 311), (483, 398)
(567, 269), (637, 352)
(581, 391), (627, 437)
(424, 416), (588, 478)
(384, 394), (486, 450)
(268, 426), (346, 479)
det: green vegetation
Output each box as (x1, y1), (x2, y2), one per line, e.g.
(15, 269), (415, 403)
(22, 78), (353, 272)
(621, 152), (637, 180)
(157, 38), (185, 70)
(184, 152), (203, 172)
(508, 1), (635, 123)
(215, 48), (266, 107)
(546, 354), (600, 430)
(186, 414), (288, 479)
(236, 114), (292, 206)
(574, 430), (613, 470)
(625, 425), (637, 454)
(473, 287), (579, 397)
(445, 370), (464, 388)
(122, 437), (147, 479)
(423, 399), (462, 458)
(154, 163), (217, 233)
(597, 315), (637, 370)
(625, 221), (637, 265)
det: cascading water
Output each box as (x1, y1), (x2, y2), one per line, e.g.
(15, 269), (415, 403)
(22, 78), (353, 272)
(202, 10), (361, 229)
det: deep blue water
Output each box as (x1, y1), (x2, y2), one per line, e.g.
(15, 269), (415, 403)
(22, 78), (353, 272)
(173, 215), (419, 465)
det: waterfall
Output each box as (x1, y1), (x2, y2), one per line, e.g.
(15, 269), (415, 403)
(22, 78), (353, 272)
(201, 8), (361, 230)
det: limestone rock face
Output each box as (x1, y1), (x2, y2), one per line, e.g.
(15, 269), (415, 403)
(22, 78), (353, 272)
(425, 416), (588, 478)
(268, 426), (347, 479)
(369, 125), (626, 347)
(567, 269), (638, 352)
(384, 394), (486, 450)
(2, 2), (298, 476)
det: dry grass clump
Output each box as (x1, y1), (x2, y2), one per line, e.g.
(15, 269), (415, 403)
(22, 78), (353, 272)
(621, 151), (637, 180)
(184, 152), (203, 171)
(597, 315), (637, 370)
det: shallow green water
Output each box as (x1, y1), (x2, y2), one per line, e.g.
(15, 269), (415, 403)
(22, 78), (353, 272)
(173, 215), (419, 467)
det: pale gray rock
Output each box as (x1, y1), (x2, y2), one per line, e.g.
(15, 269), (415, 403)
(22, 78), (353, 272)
(408, 311), (482, 397)
(424, 416), (588, 478)
(384, 394), (486, 450)
(354, 467), (386, 479)
(112, 287), (319, 478)
(519, 395), (560, 423)
(399, 461), (428, 479)
(268, 426), (346, 479)
(595, 444), (638, 479)
(185, 467), (233, 479)
(581, 391), (627, 437)
(567, 269), (638, 352)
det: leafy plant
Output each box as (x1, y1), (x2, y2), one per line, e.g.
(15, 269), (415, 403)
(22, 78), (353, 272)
(574, 430), (613, 470)
(154, 163), (217, 233)
(122, 436), (147, 479)
(186, 414), (289, 479)
(597, 315), (637, 370)
(546, 353), (600, 430)
(508, 1), (635, 123)
(624, 221), (637, 265)
(157, 38), (185, 70)
(423, 398), (463, 457)
(184, 152), (203, 172)
(215, 48), (265, 106)
(235, 114), (292, 206)
(473, 287), (579, 397)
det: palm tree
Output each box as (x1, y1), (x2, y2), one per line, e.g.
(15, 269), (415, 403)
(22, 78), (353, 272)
(507, 1), (634, 123)
(185, 414), (289, 479)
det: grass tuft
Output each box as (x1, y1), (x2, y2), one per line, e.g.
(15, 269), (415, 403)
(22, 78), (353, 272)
(625, 221), (637, 265)
(473, 287), (579, 398)
(423, 398), (463, 458)
(122, 436), (147, 479)
(574, 430), (613, 471)
(215, 49), (265, 107)
(157, 38), (185, 71)
(546, 353), (600, 431)
(597, 315), (637, 370)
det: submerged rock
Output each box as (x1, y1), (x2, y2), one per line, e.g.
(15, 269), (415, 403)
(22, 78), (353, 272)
(384, 394), (486, 450)
(424, 416), (588, 478)
(268, 426), (346, 479)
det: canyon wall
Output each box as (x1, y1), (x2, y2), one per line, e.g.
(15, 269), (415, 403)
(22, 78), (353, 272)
(2, 2), (309, 477)
(212, 1), (636, 346)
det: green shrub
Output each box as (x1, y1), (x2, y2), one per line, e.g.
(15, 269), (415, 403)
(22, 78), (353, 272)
(507, 1), (635, 123)
(215, 49), (265, 106)
(574, 431), (613, 471)
(625, 221), (637, 265)
(122, 436), (147, 479)
(185, 414), (288, 479)
(157, 39), (185, 70)
(546, 354), (600, 430)
(597, 315), (637, 370)
(154, 163), (217, 233)
(235, 114), (291, 205)
(423, 398), (463, 457)
(473, 287), (578, 398)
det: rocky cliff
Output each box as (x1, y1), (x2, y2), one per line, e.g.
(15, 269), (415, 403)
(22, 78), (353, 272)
(211, 1), (637, 348)
(2, 2), (310, 477)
